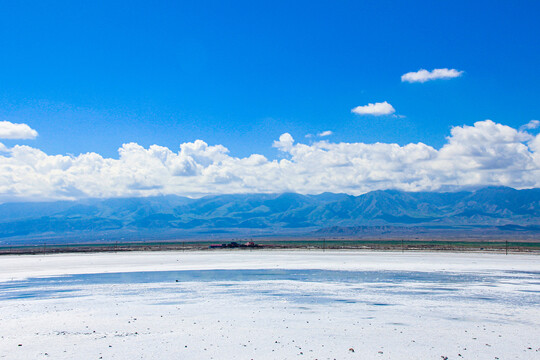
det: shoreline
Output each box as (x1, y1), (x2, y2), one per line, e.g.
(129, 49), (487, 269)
(1, 238), (540, 255)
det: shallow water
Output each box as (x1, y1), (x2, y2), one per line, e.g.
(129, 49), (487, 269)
(1, 269), (539, 307)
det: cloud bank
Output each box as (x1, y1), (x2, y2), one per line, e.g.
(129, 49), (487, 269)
(0, 120), (539, 201)
(0, 121), (38, 139)
(351, 101), (395, 116)
(401, 68), (463, 83)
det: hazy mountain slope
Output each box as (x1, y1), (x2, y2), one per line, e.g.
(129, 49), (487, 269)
(0, 187), (539, 241)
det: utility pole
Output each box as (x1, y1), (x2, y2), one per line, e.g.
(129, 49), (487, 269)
(505, 240), (508, 255)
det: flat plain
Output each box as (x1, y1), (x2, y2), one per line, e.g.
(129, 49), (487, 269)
(1, 251), (539, 359)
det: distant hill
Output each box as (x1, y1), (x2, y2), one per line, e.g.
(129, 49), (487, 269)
(0, 187), (539, 244)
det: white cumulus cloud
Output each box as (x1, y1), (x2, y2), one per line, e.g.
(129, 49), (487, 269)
(520, 119), (540, 131)
(0, 121), (38, 139)
(318, 131), (333, 137)
(272, 133), (295, 152)
(351, 101), (395, 116)
(0, 120), (539, 201)
(401, 68), (464, 83)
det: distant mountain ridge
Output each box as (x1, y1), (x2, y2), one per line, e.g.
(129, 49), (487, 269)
(1, 187), (539, 243)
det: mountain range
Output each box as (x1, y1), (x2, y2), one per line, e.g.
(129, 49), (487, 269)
(1, 186), (539, 244)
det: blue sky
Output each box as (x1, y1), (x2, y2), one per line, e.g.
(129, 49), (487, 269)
(1, 0), (538, 157)
(0, 1), (540, 200)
